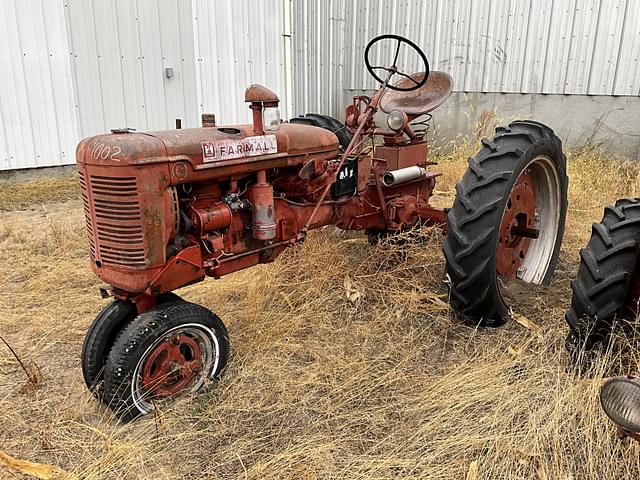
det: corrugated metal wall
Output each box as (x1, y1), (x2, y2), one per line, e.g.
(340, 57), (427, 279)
(1, 0), (289, 170)
(64, 0), (200, 138)
(0, 1), (78, 170)
(65, 0), (288, 136)
(291, 0), (640, 116)
(192, 0), (289, 125)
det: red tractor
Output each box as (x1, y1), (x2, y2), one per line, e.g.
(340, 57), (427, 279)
(77, 34), (568, 420)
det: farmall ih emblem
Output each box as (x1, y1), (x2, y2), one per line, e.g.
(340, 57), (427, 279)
(202, 134), (277, 162)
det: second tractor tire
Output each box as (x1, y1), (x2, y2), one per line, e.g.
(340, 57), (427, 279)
(565, 198), (640, 352)
(444, 120), (568, 326)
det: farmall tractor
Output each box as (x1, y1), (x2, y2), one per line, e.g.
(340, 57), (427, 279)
(77, 35), (568, 420)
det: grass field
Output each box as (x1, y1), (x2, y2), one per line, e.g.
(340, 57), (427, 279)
(1, 140), (640, 479)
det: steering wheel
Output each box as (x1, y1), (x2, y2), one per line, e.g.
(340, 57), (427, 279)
(364, 34), (430, 92)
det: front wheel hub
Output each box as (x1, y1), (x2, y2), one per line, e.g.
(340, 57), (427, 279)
(141, 333), (203, 397)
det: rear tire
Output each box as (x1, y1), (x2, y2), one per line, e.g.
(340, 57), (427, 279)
(81, 292), (182, 399)
(565, 198), (640, 353)
(444, 120), (567, 326)
(290, 113), (353, 149)
(103, 301), (229, 422)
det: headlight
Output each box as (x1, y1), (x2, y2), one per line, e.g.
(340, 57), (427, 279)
(263, 106), (281, 131)
(386, 110), (407, 132)
(600, 377), (640, 433)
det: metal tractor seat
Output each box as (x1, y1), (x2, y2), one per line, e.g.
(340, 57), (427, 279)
(380, 71), (453, 115)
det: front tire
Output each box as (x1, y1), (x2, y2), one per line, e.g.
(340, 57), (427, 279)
(81, 292), (182, 398)
(103, 301), (229, 421)
(444, 120), (568, 326)
(565, 198), (640, 353)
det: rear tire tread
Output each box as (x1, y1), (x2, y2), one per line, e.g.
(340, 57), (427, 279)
(444, 120), (567, 326)
(290, 113), (353, 149)
(565, 198), (640, 351)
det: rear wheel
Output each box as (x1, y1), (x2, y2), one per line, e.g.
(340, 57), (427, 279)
(444, 120), (567, 326)
(81, 292), (182, 398)
(103, 301), (229, 421)
(290, 113), (353, 149)
(565, 198), (640, 354)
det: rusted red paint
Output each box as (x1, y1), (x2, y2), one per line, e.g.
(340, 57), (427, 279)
(379, 71), (453, 116)
(201, 113), (216, 127)
(77, 81), (448, 313)
(148, 245), (205, 296)
(374, 141), (428, 171)
(141, 334), (203, 397)
(496, 171), (536, 278)
(131, 293), (156, 315)
(617, 426), (640, 443)
(191, 203), (232, 235)
(418, 205), (448, 230)
(244, 84), (279, 103)
(246, 170), (276, 240)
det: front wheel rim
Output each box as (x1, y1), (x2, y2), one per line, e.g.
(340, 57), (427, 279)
(131, 323), (220, 415)
(496, 155), (561, 284)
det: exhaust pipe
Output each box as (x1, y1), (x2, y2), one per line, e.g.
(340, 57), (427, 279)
(381, 166), (427, 187)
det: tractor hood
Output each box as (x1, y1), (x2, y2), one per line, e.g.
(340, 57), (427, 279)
(76, 123), (340, 175)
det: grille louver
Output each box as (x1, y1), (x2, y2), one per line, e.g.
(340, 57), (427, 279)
(79, 173), (147, 267)
(78, 169), (96, 259)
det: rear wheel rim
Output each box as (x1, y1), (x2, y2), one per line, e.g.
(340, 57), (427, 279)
(131, 324), (220, 414)
(496, 155), (561, 284)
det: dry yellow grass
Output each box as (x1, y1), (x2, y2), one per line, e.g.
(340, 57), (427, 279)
(0, 176), (79, 211)
(1, 141), (640, 479)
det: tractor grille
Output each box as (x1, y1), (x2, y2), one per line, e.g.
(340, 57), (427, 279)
(78, 170), (96, 260)
(79, 172), (146, 267)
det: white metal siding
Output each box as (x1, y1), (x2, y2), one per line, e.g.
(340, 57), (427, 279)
(1, 0), (289, 170)
(64, 0), (200, 138)
(0, 0), (78, 170)
(291, 0), (640, 116)
(5, 0), (640, 170)
(192, 0), (289, 125)
(65, 0), (288, 135)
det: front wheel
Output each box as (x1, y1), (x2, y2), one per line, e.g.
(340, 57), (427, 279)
(81, 292), (182, 398)
(444, 120), (568, 326)
(103, 301), (229, 421)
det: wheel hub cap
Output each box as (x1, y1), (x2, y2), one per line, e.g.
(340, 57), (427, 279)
(140, 333), (203, 397)
(497, 171), (537, 278)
